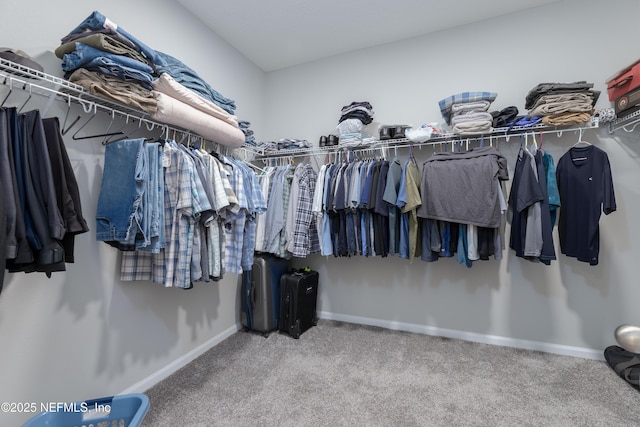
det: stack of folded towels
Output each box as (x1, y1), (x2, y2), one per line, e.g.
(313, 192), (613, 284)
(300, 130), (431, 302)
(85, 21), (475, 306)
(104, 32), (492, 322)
(439, 92), (497, 135)
(56, 10), (245, 148)
(337, 101), (375, 146)
(525, 81), (599, 126)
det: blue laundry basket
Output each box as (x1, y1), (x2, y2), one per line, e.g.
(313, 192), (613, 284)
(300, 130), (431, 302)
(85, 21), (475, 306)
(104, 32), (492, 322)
(22, 393), (149, 427)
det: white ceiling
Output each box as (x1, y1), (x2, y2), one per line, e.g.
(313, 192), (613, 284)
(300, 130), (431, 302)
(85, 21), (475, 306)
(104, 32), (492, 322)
(176, 0), (563, 72)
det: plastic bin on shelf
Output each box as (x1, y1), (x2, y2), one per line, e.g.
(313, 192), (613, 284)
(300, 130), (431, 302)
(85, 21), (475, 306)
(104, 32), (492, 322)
(22, 393), (149, 427)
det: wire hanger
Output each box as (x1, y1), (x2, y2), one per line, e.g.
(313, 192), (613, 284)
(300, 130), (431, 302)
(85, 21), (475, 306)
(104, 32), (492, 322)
(572, 127), (592, 147)
(72, 107), (124, 141)
(0, 77), (13, 107)
(61, 97), (81, 135)
(17, 84), (32, 112)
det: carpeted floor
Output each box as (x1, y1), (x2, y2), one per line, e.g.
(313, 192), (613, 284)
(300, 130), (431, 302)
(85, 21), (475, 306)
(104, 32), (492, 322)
(143, 320), (640, 426)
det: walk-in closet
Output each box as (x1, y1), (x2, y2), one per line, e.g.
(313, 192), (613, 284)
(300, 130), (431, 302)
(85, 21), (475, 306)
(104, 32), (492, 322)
(2, 0), (640, 425)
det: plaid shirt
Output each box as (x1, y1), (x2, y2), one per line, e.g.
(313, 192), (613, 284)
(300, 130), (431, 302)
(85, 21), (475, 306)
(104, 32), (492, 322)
(221, 156), (247, 275)
(121, 142), (179, 285)
(200, 153), (231, 280)
(227, 157), (266, 271)
(438, 91), (497, 125)
(290, 164), (319, 257)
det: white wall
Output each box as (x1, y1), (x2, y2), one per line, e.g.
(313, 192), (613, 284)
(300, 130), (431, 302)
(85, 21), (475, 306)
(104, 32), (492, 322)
(0, 1), (265, 425)
(264, 0), (640, 356)
(2, 0), (640, 424)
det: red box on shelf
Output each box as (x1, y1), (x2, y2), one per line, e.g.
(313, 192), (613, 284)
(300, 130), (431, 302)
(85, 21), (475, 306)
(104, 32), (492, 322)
(607, 59), (640, 105)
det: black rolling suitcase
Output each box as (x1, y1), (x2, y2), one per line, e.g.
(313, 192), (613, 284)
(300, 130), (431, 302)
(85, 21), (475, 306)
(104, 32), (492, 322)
(241, 254), (289, 336)
(279, 268), (319, 339)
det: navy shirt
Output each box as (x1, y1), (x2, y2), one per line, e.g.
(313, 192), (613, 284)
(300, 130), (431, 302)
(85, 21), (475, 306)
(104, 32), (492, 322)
(508, 148), (544, 258)
(556, 145), (616, 265)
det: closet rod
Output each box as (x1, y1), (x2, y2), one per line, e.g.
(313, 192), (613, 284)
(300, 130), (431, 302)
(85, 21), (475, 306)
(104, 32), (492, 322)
(245, 121), (599, 161)
(0, 58), (219, 147)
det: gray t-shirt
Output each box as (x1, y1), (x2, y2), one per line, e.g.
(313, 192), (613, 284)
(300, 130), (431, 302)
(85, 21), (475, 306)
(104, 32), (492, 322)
(417, 147), (509, 228)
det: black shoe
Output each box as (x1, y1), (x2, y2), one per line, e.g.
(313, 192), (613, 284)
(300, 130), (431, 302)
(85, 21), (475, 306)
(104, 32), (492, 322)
(328, 134), (339, 146)
(319, 135), (327, 147)
(394, 126), (405, 139)
(379, 127), (391, 140)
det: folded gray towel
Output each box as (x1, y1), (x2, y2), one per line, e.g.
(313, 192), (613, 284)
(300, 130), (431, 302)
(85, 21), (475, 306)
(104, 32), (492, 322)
(451, 100), (491, 115)
(452, 120), (493, 135)
(451, 112), (494, 126)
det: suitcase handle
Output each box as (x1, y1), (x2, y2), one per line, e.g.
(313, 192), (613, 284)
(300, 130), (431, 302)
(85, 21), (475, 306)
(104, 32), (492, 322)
(612, 75), (633, 88)
(251, 280), (256, 305)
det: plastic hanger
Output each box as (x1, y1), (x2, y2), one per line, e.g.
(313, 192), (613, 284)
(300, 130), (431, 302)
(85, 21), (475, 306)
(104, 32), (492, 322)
(531, 132), (538, 153)
(538, 132), (543, 150)
(572, 128), (592, 147)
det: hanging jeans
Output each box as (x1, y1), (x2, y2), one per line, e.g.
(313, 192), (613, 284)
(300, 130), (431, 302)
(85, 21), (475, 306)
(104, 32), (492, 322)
(136, 142), (165, 253)
(96, 138), (147, 249)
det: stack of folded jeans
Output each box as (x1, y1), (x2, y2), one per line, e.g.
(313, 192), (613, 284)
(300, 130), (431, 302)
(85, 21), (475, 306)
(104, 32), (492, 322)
(57, 33), (158, 113)
(61, 11), (236, 114)
(59, 39), (155, 89)
(57, 11), (247, 148)
(439, 92), (497, 135)
(239, 121), (256, 146)
(525, 82), (599, 126)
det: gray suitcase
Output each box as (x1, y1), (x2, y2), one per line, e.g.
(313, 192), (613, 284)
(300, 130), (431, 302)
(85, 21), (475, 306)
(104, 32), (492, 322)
(241, 254), (289, 336)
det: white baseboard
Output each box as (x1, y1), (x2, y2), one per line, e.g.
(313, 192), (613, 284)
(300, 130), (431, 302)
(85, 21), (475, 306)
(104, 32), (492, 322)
(318, 311), (603, 360)
(120, 323), (242, 395)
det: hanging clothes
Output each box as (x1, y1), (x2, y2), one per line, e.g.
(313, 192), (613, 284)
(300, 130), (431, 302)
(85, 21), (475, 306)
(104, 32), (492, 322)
(0, 108), (89, 280)
(287, 163), (320, 258)
(417, 146), (508, 228)
(114, 139), (264, 288)
(508, 138), (557, 264)
(555, 144), (616, 265)
(417, 145), (508, 266)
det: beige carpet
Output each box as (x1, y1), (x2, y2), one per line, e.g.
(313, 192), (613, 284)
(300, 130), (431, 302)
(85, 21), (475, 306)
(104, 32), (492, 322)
(144, 320), (640, 426)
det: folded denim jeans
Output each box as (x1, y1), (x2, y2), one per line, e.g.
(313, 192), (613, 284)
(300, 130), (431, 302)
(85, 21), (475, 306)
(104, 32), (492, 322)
(61, 28), (138, 50)
(68, 60), (154, 90)
(62, 42), (153, 74)
(56, 34), (150, 66)
(65, 11), (236, 114)
(68, 68), (157, 113)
